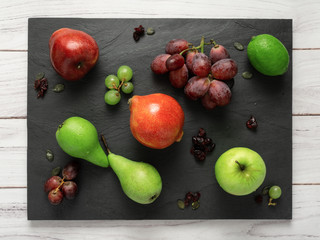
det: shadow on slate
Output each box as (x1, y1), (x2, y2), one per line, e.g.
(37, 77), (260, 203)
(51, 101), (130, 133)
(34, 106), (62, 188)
(27, 18), (292, 220)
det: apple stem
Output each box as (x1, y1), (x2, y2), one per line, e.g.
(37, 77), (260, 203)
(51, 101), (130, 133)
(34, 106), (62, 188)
(100, 134), (110, 155)
(235, 161), (245, 171)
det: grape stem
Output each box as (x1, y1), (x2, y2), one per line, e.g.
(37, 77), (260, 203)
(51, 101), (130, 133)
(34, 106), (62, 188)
(179, 36), (216, 55)
(100, 134), (110, 155)
(268, 197), (277, 206)
(54, 176), (65, 194)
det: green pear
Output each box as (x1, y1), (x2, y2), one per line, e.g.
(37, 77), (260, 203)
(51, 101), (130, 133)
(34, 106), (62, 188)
(56, 116), (109, 168)
(108, 152), (162, 204)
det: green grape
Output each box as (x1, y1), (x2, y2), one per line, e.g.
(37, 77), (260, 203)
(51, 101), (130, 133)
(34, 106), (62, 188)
(105, 75), (120, 89)
(104, 90), (121, 105)
(117, 65), (133, 82)
(268, 186), (282, 199)
(121, 82), (134, 94)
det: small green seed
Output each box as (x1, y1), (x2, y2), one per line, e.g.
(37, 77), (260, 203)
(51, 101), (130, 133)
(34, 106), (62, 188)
(177, 199), (185, 210)
(51, 166), (61, 176)
(242, 71), (253, 79)
(36, 72), (45, 80)
(147, 27), (155, 35)
(234, 42), (244, 51)
(192, 201), (200, 210)
(52, 83), (65, 93)
(46, 150), (54, 162)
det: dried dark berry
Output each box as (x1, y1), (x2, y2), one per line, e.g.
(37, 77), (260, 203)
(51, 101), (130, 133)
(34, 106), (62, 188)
(194, 150), (206, 161)
(255, 194), (263, 203)
(34, 76), (48, 98)
(246, 115), (258, 129)
(198, 128), (206, 138)
(192, 136), (198, 145)
(34, 79), (41, 89)
(184, 198), (190, 206)
(133, 32), (140, 41)
(205, 143), (215, 153)
(204, 137), (212, 145)
(190, 146), (195, 155)
(185, 192), (193, 201)
(193, 192), (201, 202)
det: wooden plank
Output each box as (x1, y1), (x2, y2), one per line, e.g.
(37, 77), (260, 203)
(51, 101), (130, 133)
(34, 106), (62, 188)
(0, 0), (319, 50)
(0, 116), (319, 187)
(0, 50), (320, 118)
(0, 186), (319, 239)
(0, 52), (27, 118)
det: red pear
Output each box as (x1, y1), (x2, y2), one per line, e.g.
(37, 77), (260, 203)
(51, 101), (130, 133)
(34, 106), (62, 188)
(129, 93), (184, 149)
(49, 28), (99, 81)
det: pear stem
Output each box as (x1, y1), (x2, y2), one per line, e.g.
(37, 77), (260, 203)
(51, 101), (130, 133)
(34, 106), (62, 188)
(235, 161), (245, 171)
(100, 134), (110, 155)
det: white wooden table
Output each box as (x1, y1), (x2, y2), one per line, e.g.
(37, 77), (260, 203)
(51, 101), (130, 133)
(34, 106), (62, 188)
(1, 0), (320, 239)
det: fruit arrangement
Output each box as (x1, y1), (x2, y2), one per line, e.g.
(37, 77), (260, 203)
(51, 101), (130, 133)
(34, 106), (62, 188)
(104, 65), (134, 105)
(56, 116), (162, 204)
(44, 161), (80, 205)
(34, 22), (291, 216)
(151, 37), (238, 110)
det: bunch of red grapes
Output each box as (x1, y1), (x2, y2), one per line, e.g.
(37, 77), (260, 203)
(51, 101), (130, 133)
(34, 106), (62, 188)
(151, 37), (238, 109)
(44, 161), (79, 205)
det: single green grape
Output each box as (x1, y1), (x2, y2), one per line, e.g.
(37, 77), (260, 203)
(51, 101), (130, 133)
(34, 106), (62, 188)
(117, 65), (133, 82)
(121, 82), (134, 94)
(268, 186), (282, 199)
(105, 75), (120, 89)
(104, 90), (121, 105)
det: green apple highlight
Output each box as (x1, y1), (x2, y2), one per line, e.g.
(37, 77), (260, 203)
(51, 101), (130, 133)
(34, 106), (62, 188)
(215, 147), (266, 196)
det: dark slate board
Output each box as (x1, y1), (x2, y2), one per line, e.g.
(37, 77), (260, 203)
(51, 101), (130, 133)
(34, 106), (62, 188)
(27, 18), (292, 220)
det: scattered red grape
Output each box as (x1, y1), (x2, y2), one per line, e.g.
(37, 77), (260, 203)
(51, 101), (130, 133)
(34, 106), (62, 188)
(169, 64), (188, 88)
(166, 54), (185, 71)
(211, 59), (238, 80)
(208, 80), (232, 106)
(151, 54), (171, 74)
(62, 161), (80, 180)
(201, 92), (217, 110)
(184, 76), (210, 100)
(62, 181), (78, 200)
(186, 50), (198, 74)
(48, 189), (63, 205)
(44, 176), (62, 193)
(192, 53), (211, 77)
(165, 39), (189, 55)
(209, 45), (230, 64)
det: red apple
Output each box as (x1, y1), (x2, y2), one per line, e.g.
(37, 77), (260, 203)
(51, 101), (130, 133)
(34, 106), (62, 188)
(49, 28), (99, 81)
(129, 93), (184, 149)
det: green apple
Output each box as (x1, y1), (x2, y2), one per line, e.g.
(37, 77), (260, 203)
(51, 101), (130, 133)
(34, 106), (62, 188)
(215, 147), (266, 196)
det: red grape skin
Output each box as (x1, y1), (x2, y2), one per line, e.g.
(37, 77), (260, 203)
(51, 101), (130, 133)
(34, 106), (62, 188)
(209, 45), (230, 64)
(201, 92), (217, 110)
(44, 176), (62, 193)
(166, 54), (185, 71)
(62, 161), (80, 180)
(151, 54), (171, 74)
(165, 39), (189, 55)
(48, 189), (63, 205)
(208, 80), (232, 106)
(211, 59), (238, 80)
(62, 181), (78, 200)
(192, 53), (211, 77)
(169, 64), (188, 88)
(186, 50), (198, 74)
(184, 76), (210, 100)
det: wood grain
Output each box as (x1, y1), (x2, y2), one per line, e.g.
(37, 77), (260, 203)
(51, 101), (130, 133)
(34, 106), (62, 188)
(0, 186), (319, 239)
(0, 0), (320, 50)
